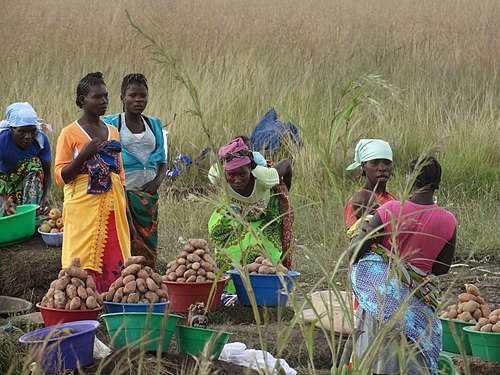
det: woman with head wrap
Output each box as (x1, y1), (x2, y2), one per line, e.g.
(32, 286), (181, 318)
(103, 73), (167, 267)
(349, 156), (457, 374)
(0, 102), (52, 216)
(54, 72), (131, 293)
(345, 139), (396, 228)
(208, 137), (293, 290)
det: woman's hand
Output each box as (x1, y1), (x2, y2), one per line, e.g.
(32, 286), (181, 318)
(1, 199), (17, 216)
(38, 197), (51, 215)
(140, 179), (161, 195)
(79, 138), (104, 160)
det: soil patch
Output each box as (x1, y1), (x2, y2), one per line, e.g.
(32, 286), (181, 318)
(1, 237), (499, 374)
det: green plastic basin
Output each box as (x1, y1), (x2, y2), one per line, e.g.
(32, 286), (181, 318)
(101, 312), (182, 352)
(439, 317), (475, 355)
(463, 327), (500, 363)
(0, 204), (38, 246)
(175, 325), (231, 359)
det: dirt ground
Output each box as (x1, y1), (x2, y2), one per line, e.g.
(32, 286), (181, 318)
(1, 236), (499, 374)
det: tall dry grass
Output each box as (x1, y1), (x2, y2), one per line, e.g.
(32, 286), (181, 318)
(1, 0), (499, 373)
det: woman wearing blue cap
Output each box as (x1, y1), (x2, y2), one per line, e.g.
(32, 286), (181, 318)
(345, 139), (396, 229)
(0, 102), (52, 216)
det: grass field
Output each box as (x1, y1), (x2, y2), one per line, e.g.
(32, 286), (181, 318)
(1, 0), (499, 373)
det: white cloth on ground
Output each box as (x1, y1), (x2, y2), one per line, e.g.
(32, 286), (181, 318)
(220, 342), (297, 375)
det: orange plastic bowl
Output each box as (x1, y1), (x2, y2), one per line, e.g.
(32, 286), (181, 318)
(37, 303), (102, 326)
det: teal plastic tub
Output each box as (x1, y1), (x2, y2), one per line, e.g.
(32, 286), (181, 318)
(101, 312), (182, 352)
(0, 204), (38, 246)
(464, 327), (500, 363)
(439, 317), (475, 355)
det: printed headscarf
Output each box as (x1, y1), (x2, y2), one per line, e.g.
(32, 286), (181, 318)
(218, 137), (252, 171)
(346, 139), (393, 171)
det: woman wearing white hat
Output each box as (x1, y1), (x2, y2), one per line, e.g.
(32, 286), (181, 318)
(345, 139), (396, 229)
(0, 102), (52, 216)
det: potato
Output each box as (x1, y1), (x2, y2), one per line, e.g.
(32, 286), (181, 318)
(47, 298), (55, 308)
(112, 276), (124, 289)
(127, 293), (140, 303)
(254, 256), (265, 264)
(136, 269), (149, 280)
(123, 275), (135, 285)
(447, 308), (457, 319)
(258, 265), (271, 274)
(143, 266), (154, 277)
(458, 293), (476, 303)
(472, 309), (482, 320)
(493, 322), (500, 333)
(77, 286), (88, 300)
(480, 305), (491, 318)
(276, 264), (289, 273)
(465, 284), (480, 297)
(188, 238), (207, 248)
(167, 273), (177, 281)
(440, 312), (449, 319)
(139, 298), (150, 304)
(480, 324), (493, 332)
(122, 264), (141, 277)
(151, 273), (163, 286)
(191, 262), (201, 271)
(71, 277), (86, 288)
(95, 292), (103, 305)
(124, 280), (137, 294)
(202, 253), (215, 265)
(66, 266), (86, 280)
(196, 268), (206, 277)
(55, 276), (71, 291)
(201, 261), (214, 272)
(136, 278), (148, 293)
(66, 284), (77, 299)
(206, 272), (215, 280)
(146, 278), (159, 291)
(463, 300), (479, 313)
(176, 277), (186, 283)
(156, 288), (167, 299)
(169, 262), (180, 272)
(183, 243), (195, 253)
(490, 315), (499, 325)
(86, 287), (96, 299)
(124, 256), (146, 267)
(64, 300), (71, 310)
(187, 253), (201, 263)
(121, 295), (128, 303)
(177, 257), (187, 265)
(54, 290), (66, 309)
(58, 269), (67, 279)
(175, 265), (187, 277)
(457, 304), (464, 314)
(489, 308), (500, 317)
(196, 276), (206, 282)
(184, 269), (197, 279)
(113, 287), (125, 302)
(458, 311), (473, 322)
(145, 291), (159, 303)
(85, 275), (96, 290)
(194, 249), (206, 256)
(105, 287), (116, 302)
(69, 297), (81, 310)
(478, 317), (490, 327)
(177, 250), (189, 259)
(268, 267), (276, 274)
(186, 275), (196, 282)
(476, 296), (485, 305)
(262, 259), (274, 267)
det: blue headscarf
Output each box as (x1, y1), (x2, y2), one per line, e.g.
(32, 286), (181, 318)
(0, 102), (46, 149)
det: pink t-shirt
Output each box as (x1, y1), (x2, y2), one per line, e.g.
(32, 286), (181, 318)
(377, 200), (457, 273)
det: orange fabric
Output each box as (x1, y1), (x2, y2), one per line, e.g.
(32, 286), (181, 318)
(345, 188), (396, 228)
(54, 121), (125, 187)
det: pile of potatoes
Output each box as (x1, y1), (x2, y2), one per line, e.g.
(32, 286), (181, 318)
(39, 208), (64, 233)
(246, 256), (289, 274)
(163, 239), (218, 282)
(39, 258), (102, 310)
(468, 308), (500, 332)
(439, 284), (491, 323)
(103, 256), (168, 304)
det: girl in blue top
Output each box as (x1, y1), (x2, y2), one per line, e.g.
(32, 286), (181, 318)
(103, 73), (167, 266)
(0, 102), (52, 216)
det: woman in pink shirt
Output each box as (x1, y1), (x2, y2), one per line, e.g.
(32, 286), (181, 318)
(349, 156), (457, 375)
